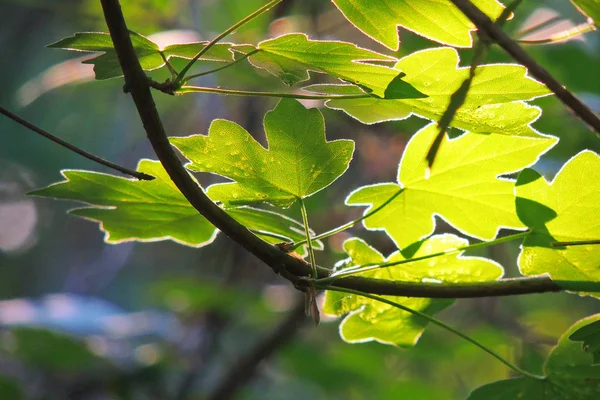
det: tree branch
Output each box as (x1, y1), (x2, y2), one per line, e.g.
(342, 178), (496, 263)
(0, 105), (153, 180)
(99, 0), (600, 300)
(207, 299), (307, 400)
(450, 0), (600, 136)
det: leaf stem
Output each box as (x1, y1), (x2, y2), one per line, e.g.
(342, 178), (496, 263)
(183, 50), (259, 82)
(318, 231), (530, 283)
(292, 188), (404, 250)
(177, 85), (372, 99)
(174, 0), (283, 85)
(552, 239), (600, 247)
(0, 105), (153, 181)
(300, 198), (318, 280)
(324, 286), (546, 380)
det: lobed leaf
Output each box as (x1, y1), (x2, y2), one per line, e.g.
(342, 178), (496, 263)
(171, 99), (355, 208)
(305, 47), (550, 137)
(324, 235), (503, 346)
(516, 151), (600, 296)
(29, 160), (320, 253)
(331, 0), (505, 49)
(48, 32), (234, 80)
(243, 34), (424, 99)
(347, 123), (556, 249)
(467, 315), (600, 400)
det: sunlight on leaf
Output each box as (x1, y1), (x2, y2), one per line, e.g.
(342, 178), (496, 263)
(347, 123), (556, 249)
(244, 34), (424, 99)
(324, 235), (503, 346)
(305, 47), (550, 136)
(48, 31), (234, 80)
(171, 99), (354, 208)
(29, 160), (319, 251)
(516, 151), (600, 296)
(331, 0), (505, 49)
(468, 314), (600, 399)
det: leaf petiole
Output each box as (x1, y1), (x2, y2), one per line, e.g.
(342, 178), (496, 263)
(323, 286), (545, 381)
(177, 85), (372, 100)
(317, 231), (530, 283)
(292, 188), (404, 250)
(174, 0), (283, 85)
(182, 49), (259, 82)
(552, 239), (600, 247)
(300, 198), (318, 280)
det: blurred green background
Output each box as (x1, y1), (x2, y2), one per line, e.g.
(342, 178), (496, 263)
(1, 0), (599, 399)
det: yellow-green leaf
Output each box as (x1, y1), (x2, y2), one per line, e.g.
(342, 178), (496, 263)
(516, 151), (600, 295)
(347, 123), (556, 249)
(305, 47), (550, 137)
(171, 99), (355, 208)
(331, 0), (505, 49)
(324, 235), (503, 346)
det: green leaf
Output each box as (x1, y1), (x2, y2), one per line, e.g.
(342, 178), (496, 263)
(516, 151), (600, 295)
(171, 99), (355, 208)
(571, 0), (600, 26)
(331, 0), (505, 49)
(30, 160), (319, 251)
(48, 32), (234, 80)
(570, 319), (600, 365)
(305, 47), (549, 136)
(467, 314), (600, 400)
(245, 34), (424, 99)
(30, 159), (218, 246)
(324, 235), (503, 346)
(48, 32), (161, 80)
(347, 123), (556, 249)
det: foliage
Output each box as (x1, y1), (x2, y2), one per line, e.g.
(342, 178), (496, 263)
(4, 0), (600, 399)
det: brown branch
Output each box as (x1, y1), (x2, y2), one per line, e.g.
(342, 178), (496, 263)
(450, 0), (600, 136)
(99, 0), (600, 300)
(0, 105), (153, 180)
(207, 299), (307, 400)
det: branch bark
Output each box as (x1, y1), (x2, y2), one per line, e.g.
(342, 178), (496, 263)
(99, 0), (600, 300)
(450, 0), (600, 136)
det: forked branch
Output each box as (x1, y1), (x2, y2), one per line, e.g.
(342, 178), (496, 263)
(99, 0), (600, 299)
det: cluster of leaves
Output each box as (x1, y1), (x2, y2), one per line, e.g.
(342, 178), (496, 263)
(28, 0), (600, 398)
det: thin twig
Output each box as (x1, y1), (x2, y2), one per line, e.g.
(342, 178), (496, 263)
(450, 0), (600, 136)
(0, 105), (153, 180)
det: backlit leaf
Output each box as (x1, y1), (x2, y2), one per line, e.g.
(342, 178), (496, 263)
(244, 34), (424, 99)
(347, 123), (556, 249)
(171, 99), (355, 208)
(331, 0), (505, 49)
(324, 235), (503, 346)
(468, 314), (600, 400)
(48, 32), (233, 80)
(305, 47), (549, 136)
(516, 151), (600, 296)
(30, 160), (320, 252)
